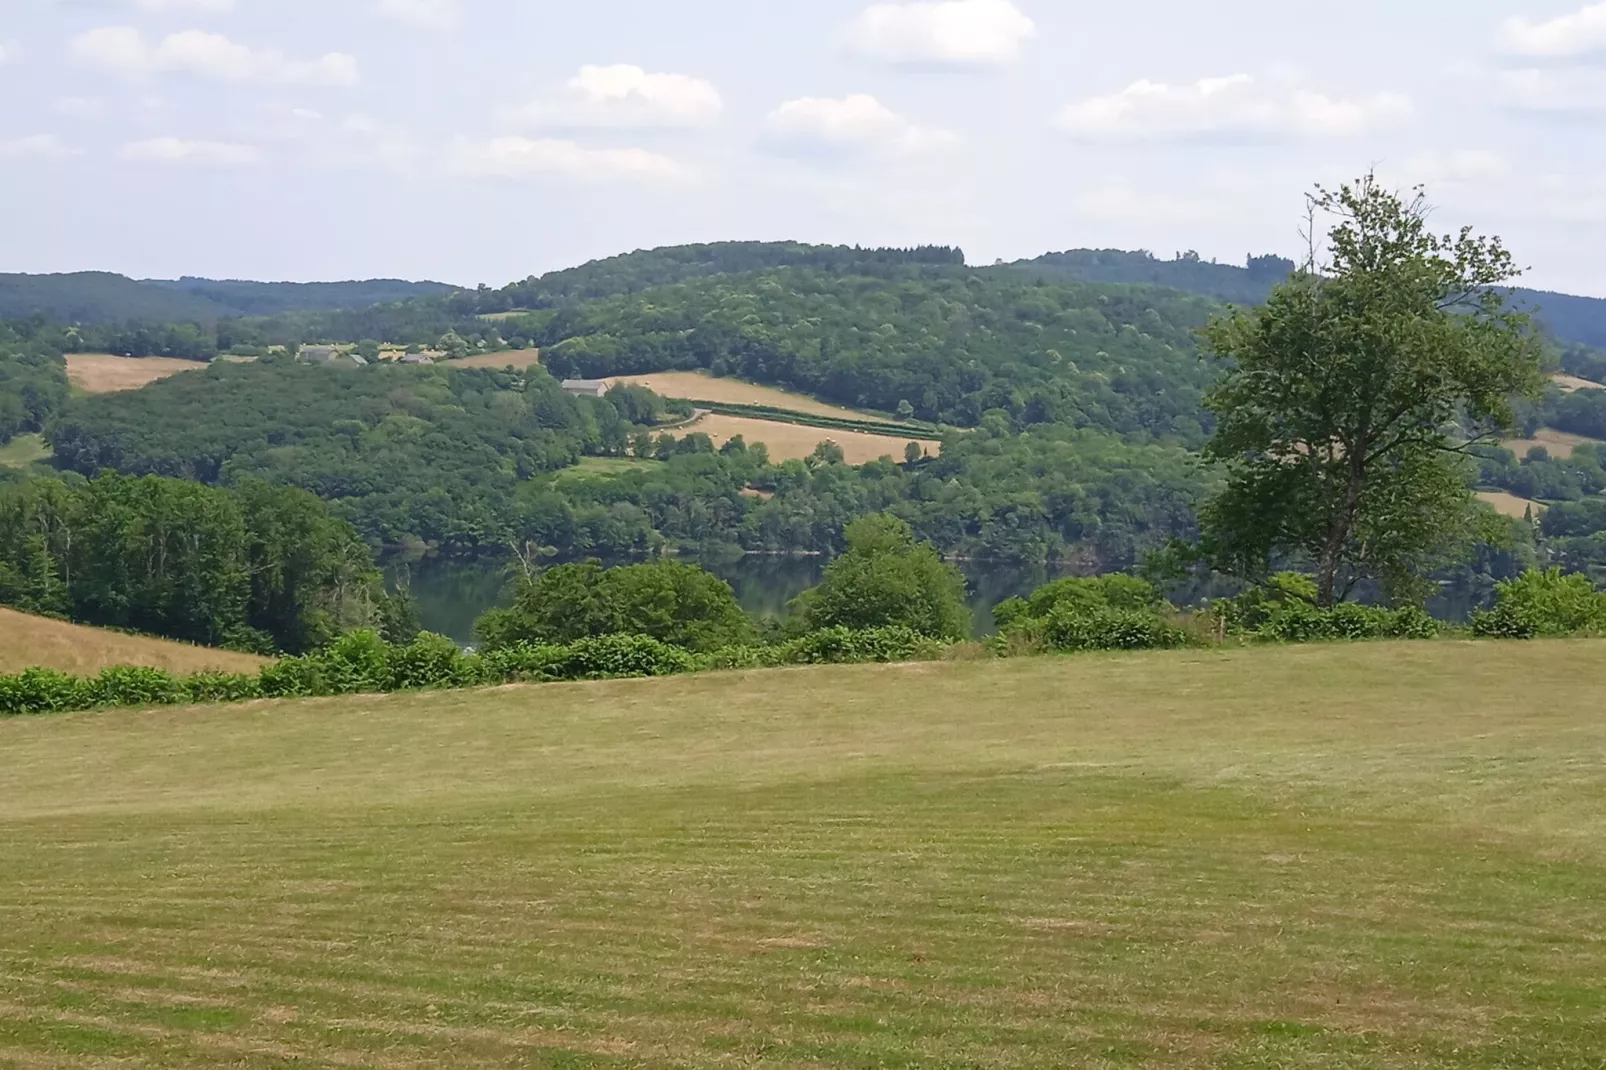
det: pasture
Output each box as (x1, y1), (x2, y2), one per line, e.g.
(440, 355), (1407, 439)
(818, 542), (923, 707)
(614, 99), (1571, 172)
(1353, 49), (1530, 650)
(65, 354), (207, 394)
(1551, 372), (1605, 393)
(604, 371), (897, 423)
(0, 433), (50, 469)
(681, 412), (940, 464)
(450, 349), (544, 369)
(4, 641), (1606, 1066)
(1476, 489), (1546, 517)
(0, 608), (268, 675)
(1499, 426), (1604, 460)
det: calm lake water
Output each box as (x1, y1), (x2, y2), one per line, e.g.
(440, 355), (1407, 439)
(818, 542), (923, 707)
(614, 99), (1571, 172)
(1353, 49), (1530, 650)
(387, 554), (1492, 646)
(387, 554), (1089, 645)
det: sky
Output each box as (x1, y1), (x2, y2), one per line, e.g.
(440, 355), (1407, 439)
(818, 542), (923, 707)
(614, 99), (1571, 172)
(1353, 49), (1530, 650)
(2, 0), (1605, 294)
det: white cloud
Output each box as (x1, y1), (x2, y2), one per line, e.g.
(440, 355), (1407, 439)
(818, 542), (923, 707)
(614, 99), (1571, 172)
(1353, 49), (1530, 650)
(1057, 74), (1412, 141)
(122, 136), (263, 165)
(1400, 149), (1512, 185)
(56, 96), (106, 119)
(1502, 3), (1606, 59)
(375, 0), (460, 30)
(71, 27), (360, 86)
(133, 0), (236, 12)
(507, 65), (723, 130)
(1498, 67), (1606, 112)
(0, 135), (82, 161)
(0, 42), (12, 65)
(449, 137), (687, 183)
(845, 0), (1035, 67)
(762, 94), (960, 158)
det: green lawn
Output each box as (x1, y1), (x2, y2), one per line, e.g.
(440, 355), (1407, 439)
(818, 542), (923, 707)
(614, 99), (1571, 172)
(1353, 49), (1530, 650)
(4, 642), (1606, 1066)
(0, 433), (50, 469)
(556, 455), (668, 480)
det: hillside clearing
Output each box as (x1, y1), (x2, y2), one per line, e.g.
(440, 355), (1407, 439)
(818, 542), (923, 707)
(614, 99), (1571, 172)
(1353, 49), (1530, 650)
(1476, 489), (1546, 517)
(0, 433), (50, 469)
(0, 608), (268, 675)
(1500, 426), (1603, 460)
(1552, 371), (1605, 393)
(604, 371), (898, 423)
(65, 353), (207, 394)
(447, 349), (543, 369)
(681, 412), (940, 464)
(4, 642), (1606, 1066)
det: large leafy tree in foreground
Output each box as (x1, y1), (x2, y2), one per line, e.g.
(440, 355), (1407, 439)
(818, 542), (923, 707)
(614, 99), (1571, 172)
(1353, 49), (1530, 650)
(1200, 174), (1544, 606)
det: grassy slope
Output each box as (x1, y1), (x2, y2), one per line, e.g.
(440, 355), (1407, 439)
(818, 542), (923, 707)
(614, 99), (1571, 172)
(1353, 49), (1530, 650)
(4, 642), (1606, 1067)
(0, 433), (51, 469)
(0, 608), (267, 675)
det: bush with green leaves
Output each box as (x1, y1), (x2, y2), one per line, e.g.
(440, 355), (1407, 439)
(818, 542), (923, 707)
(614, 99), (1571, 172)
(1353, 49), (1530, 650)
(182, 671), (264, 704)
(1471, 568), (1606, 639)
(1252, 602), (1441, 643)
(769, 625), (938, 665)
(792, 515), (970, 640)
(995, 574), (1194, 654)
(476, 560), (753, 653)
(0, 668), (94, 715)
(88, 666), (188, 708)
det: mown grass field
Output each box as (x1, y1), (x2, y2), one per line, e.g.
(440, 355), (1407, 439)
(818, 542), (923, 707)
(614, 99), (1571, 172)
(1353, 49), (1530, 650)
(1499, 426), (1603, 460)
(0, 608), (267, 675)
(681, 412), (940, 464)
(4, 641), (1606, 1067)
(0, 433), (51, 469)
(450, 349), (544, 370)
(64, 354), (207, 394)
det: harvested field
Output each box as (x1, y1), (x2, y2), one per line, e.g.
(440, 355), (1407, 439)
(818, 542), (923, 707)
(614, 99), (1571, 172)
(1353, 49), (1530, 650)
(0, 608), (268, 675)
(680, 412), (939, 464)
(1552, 372), (1605, 393)
(450, 349), (543, 369)
(1499, 426), (1603, 460)
(4, 642), (1606, 1066)
(65, 353), (207, 394)
(605, 371), (897, 423)
(1477, 489), (1546, 517)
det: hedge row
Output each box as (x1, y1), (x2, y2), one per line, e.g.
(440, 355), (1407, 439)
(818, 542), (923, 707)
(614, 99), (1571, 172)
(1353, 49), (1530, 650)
(0, 626), (941, 718)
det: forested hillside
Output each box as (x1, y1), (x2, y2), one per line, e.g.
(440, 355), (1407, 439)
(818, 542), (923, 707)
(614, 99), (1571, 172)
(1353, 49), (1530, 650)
(1013, 249), (1606, 349)
(45, 358), (1203, 565)
(0, 272), (453, 325)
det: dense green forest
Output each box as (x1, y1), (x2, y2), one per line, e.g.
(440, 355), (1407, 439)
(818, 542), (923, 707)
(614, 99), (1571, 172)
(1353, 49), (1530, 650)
(0, 473), (406, 653)
(0, 325), (68, 445)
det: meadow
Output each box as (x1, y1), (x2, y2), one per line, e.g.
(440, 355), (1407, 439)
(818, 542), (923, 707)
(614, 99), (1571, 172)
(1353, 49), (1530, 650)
(1499, 426), (1604, 461)
(603, 371), (898, 423)
(449, 349), (545, 369)
(0, 608), (268, 675)
(3, 641), (1606, 1067)
(64, 354), (206, 394)
(0, 433), (50, 469)
(678, 412), (940, 464)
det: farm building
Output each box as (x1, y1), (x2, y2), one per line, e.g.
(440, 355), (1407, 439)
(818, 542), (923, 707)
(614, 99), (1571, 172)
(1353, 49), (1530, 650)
(400, 353), (435, 365)
(561, 379), (610, 398)
(299, 346), (367, 367)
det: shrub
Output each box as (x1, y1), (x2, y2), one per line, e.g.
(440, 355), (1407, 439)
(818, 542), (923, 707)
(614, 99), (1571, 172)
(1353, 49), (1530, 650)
(182, 671), (264, 704)
(1254, 602), (1440, 643)
(0, 667), (95, 716)
(1471, 568), (1606, 639)
(770, 626), (938, 665)
(795, 515), (970, 640)
(1037, 607), (1196, 653)
(388, 631), (482, 690)
(88, 666), (186, 708)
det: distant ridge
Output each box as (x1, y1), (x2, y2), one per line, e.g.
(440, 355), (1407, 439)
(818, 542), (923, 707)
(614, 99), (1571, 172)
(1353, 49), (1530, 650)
(1008, 249), (1606, 350)
(0, 272), (456, 325)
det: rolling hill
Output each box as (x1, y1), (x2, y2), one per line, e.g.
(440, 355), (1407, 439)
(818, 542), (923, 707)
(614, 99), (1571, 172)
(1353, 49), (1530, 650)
(0, 272), (455, 325)
(1011, 248), (1606, 349)
(0, 607), (268, 675)
(2, 641), (1604, 1065)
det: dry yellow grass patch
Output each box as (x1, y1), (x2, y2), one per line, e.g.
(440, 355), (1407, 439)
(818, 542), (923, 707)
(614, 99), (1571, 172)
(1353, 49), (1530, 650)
(1477, 490), (1545, 518)
(1551, 372), (1605, 393)
(449, 349), (544, 369)
(1499, 426), (1603, 460)
(604, 371), (896, 423)
(65, 354), (207, 394)
(0, 608), (267, 675)
(679, 412), (939, 464)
